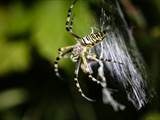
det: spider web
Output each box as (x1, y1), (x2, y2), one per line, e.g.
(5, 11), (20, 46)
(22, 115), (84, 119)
(90, 0), (149, 110)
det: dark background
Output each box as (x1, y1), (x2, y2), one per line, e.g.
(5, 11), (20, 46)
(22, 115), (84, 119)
(0, 0), (159, 120)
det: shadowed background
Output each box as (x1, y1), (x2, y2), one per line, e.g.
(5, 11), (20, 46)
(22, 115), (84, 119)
(0, 0), (159, 120)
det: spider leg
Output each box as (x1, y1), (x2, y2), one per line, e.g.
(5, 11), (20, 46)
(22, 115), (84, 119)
(66, 0), (81, 40)
(102, 58), (124, 65)
(69, 14), (74, 33)
(87, 55), (106, 87)
(58, 45), (74, 55)
(74, 59), (95, 101)
(87, 55), (125, 110)
(54, 45), (74, 78)
(87, 54), (123, 85)
(81, 53), (101, 85)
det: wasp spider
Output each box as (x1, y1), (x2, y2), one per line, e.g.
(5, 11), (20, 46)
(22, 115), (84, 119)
(54, 0), (122, 101)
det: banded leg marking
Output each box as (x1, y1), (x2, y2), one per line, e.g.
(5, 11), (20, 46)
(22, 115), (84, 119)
(74, 59), (95, 101)
(54, 55), (62, 78)
(103, 58), (124, 65)
(54, 45), (74, 78)
(87, 55), (107, 87)
(81, 54), (101, 85)
(66, 0), (81, 40)
(66, 0), (77, 32)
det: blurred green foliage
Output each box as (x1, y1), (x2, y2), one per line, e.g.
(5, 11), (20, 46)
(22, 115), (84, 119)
(0, 0), (95, 75)
(0, 88), (27, 110)
(142, 112), (160, 120)
(0, 0), (159, 120)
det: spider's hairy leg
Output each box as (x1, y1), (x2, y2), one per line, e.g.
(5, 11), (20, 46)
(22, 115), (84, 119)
(66, 0), (81, 40)
(74, 59), (95, 101)
(54, 45), (74, 78)
(102, 58), (124, 65)
(81, 53), (101, 85)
